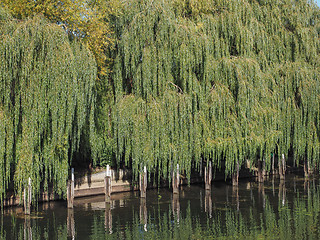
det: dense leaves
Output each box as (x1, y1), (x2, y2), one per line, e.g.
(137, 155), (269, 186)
(1, 0), (320, 205)
(1, 0), (112, 76)
(106, 0), (320, 180)
(0, 11), (96, 203)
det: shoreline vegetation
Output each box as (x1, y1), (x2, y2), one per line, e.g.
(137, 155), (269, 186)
(0, 0), (320, 208)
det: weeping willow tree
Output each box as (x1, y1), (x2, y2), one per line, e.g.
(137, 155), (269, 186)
(103, 0), (320, 181)
(0, 9), (97, 204)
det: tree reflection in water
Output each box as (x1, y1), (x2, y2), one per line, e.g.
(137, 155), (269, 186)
(1, 176), (320, 240)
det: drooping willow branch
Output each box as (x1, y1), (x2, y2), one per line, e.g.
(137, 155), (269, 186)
(104, 0), (320, 181)
(0, 12), (97, 204)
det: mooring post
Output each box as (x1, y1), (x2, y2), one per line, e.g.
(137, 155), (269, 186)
(272, 175), (275, 196)
(304, 159), (308, 177)
(258, 160), (264, 183)
(105, 165), (112, 202)
(172, 164), (179, 194)
(232, 161), (239, 186)
(24, 177), (32, 215)
(304, 159), (312, 178)
(272, 153), (275, 175)
(262, 159), (267, 179)
(279, 154), (286, 180)
(67, 168), (74, 209)
(205, 161), (212, 190)
(282, 154), (286, 178)
(139, 166), (147, 198)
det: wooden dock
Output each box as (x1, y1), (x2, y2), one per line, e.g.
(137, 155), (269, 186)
(3, 169), (138, 208)
(3, 160), (298, 209)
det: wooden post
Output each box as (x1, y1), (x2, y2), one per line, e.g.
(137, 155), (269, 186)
(205, 161), (212, 190)
(257, 160), (264, 183)
(105, 165), (112, 202)
(262, 159), (266, 179)
(67, 168), (74, 209)
(304, 159), (312, 178)
(226, 185), (229, 204)
(139, 166), (147, 198)
(172, 164), (179, 194)
(272, 175), (275, 196)
(279, 154), (286, 180)
(272, 153), (275, 175)
(282, 154), (286, 177)
(24, 177), (32, 215)
(304, 159), (308, 177)
(232, 162), (239, 186)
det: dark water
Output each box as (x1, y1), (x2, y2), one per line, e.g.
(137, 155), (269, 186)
(1, 174), (320, 239)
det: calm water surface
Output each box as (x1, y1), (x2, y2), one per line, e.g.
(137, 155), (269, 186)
(1, 174), (320, 239)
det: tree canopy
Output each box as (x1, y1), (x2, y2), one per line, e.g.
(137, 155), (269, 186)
(1, 0), (112, 76)
(1, 0), (320, 205)
(0, 8), (96, 203)
(104, 0), (320, 181)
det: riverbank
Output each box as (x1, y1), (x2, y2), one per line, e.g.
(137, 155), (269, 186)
(3, 163), (303, 208)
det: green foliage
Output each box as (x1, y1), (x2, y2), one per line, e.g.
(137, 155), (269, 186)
(106, 0), (320, 179)
(1, 0), (112, 76)
(0, 5), (11, 20)
(1, 0), (320, 203)
(0, 12), (96, 203)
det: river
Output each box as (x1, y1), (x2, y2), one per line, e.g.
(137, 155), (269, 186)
(1, 174), (319, 239)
